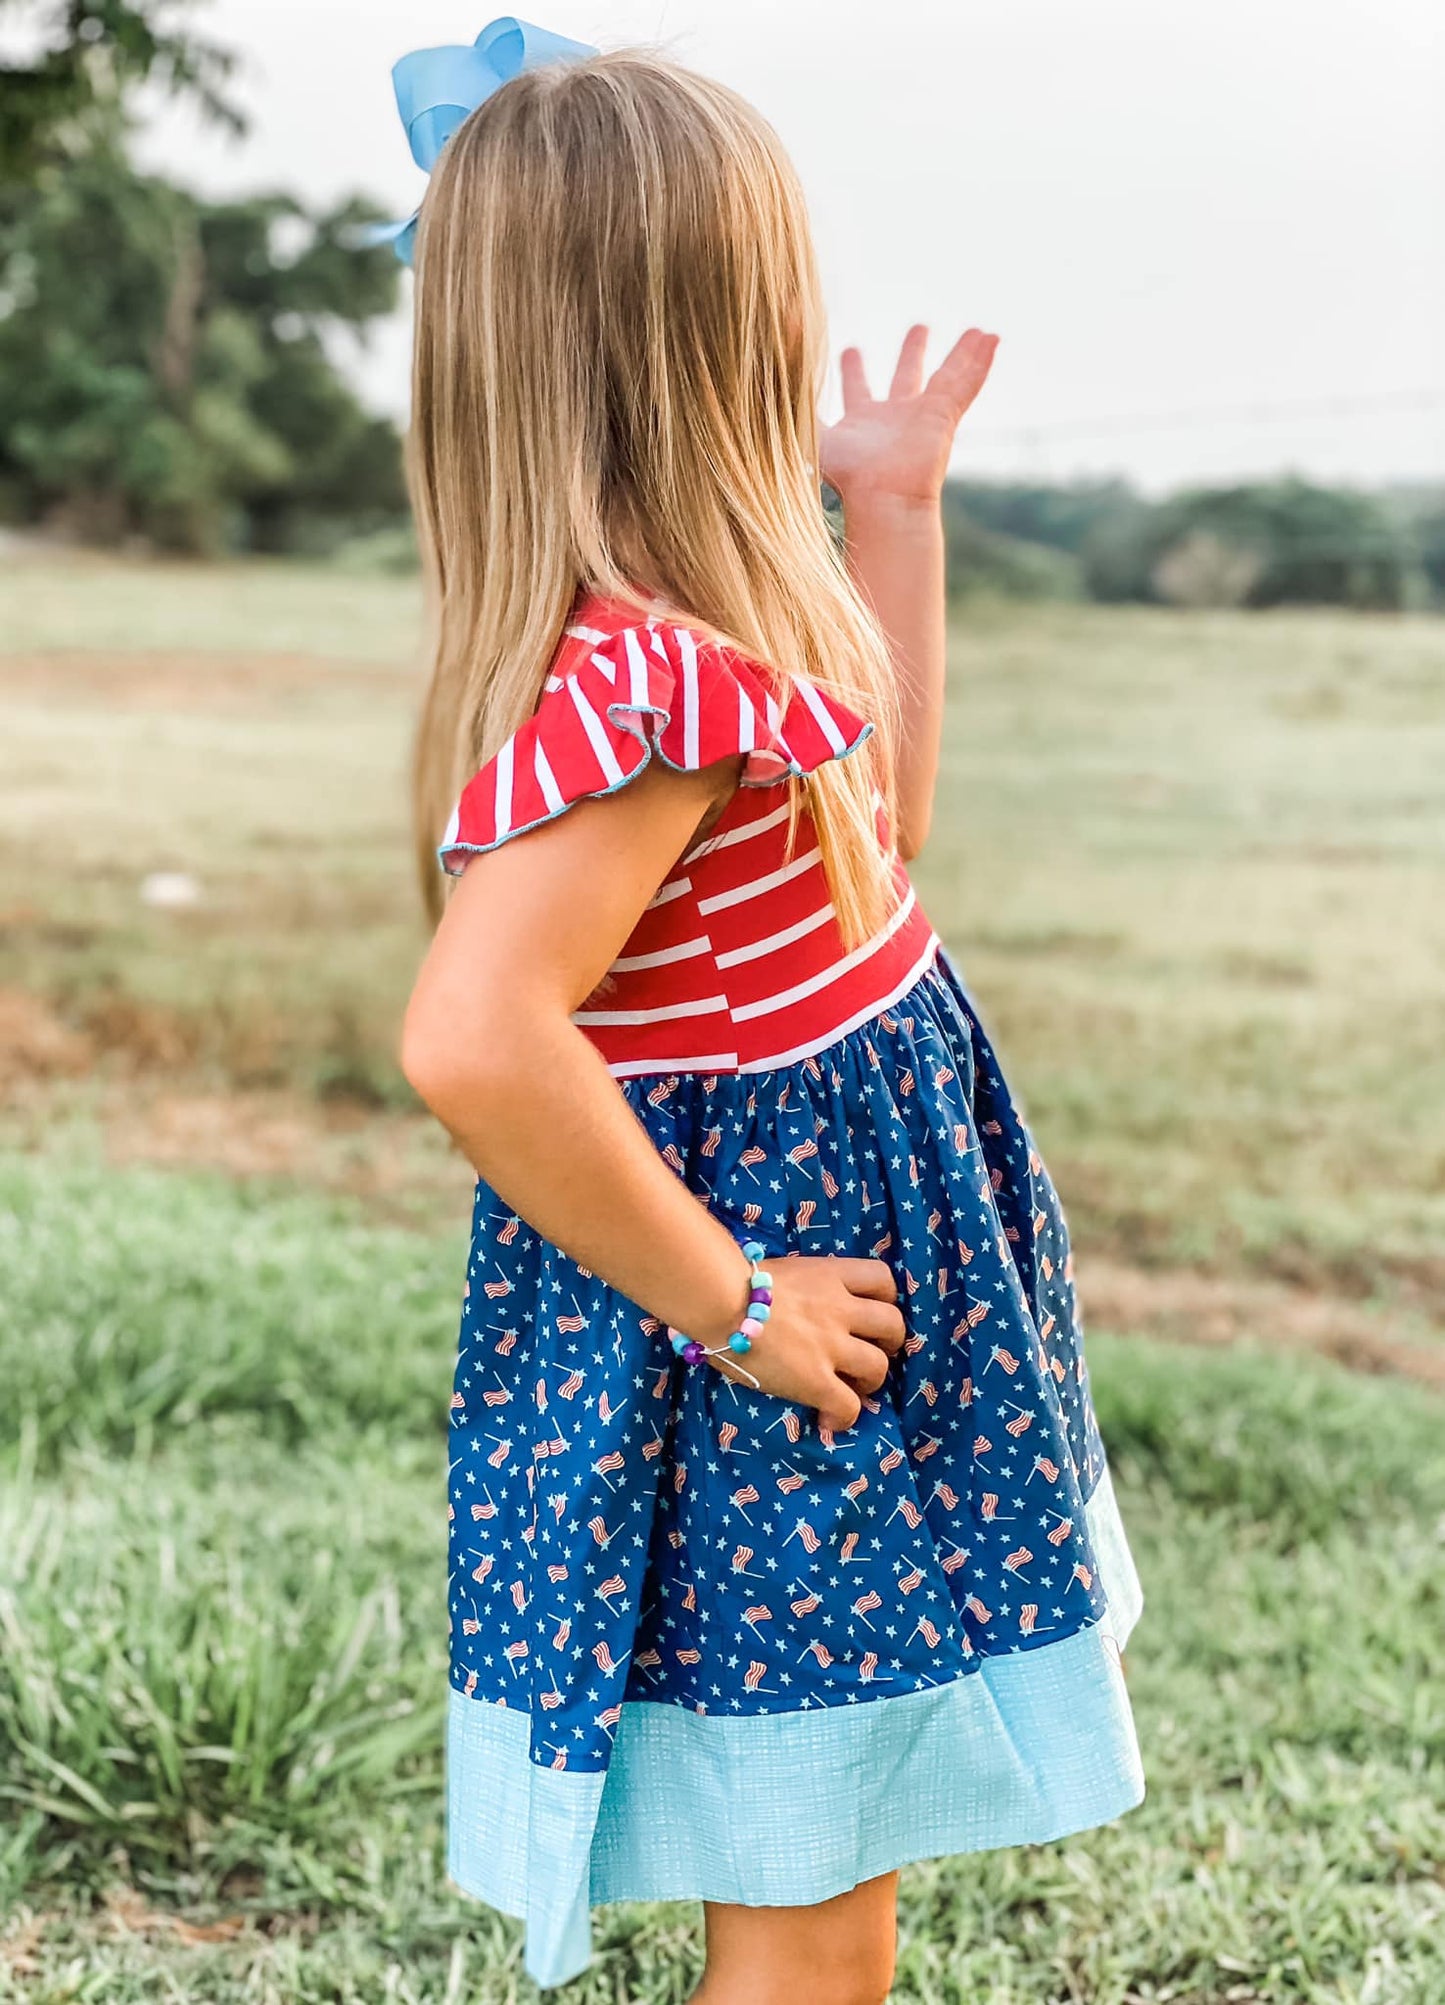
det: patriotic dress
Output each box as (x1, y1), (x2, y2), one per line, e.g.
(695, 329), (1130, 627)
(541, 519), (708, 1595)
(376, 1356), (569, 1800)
(440, 592), (1144, 1987)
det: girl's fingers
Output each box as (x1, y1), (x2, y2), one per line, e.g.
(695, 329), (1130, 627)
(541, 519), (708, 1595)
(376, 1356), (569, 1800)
(818, 1383), (863, 1434)
(847, 1294), (906, 1351)
(837, 1337), (892, 1394)
(834, 1256), (898, 1303)
(927, 327), (999, 414)
(889, 322), (930, 400)
(839, 346), (871, 414)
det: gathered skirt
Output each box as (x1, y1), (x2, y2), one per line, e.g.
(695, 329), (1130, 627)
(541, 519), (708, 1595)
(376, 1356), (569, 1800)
(444, 952), (1144, 1986)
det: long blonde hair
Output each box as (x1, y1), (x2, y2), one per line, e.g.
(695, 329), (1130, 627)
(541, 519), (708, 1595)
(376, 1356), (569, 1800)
(408, 49), (899, 940)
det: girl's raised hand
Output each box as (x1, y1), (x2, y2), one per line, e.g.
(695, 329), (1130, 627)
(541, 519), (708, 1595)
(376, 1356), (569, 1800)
(820, 324), (999, 509)
(709, 1254), (906, 1434)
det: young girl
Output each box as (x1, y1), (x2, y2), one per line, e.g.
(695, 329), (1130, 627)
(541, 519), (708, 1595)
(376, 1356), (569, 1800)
(395, 24), (1144, 2001)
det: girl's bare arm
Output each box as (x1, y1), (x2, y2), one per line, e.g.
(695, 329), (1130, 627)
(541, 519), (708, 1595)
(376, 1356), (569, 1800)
(821, 325), (999, 860)
(401, 759), (903, 1430)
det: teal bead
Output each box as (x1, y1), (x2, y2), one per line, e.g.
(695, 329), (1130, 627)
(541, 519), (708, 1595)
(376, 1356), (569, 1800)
(752, 1270), (772, 1293)
(728, 1331), (752, 1354)
(742, 1239), (765, 1263)
(670, 1332), (689, 1355)
(752, 1303), (771, 1323)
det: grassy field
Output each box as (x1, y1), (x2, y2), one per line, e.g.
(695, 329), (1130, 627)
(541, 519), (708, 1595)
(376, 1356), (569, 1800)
(4, 555), (1443, 1303)
(1, 553), (1443, 2001)
(3, 1156), (1442, 2005)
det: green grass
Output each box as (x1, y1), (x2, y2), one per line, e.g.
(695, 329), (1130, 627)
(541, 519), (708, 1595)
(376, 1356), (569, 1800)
(0, 552), (423, 661)
(3, 559), (1444, 1999)
(0, 566), (425, 1107)
(913, 602), (1445, 1296)
(2, 1157), (1443, 2003)
(0, 1156), (456, 1466)
(3, 560), (1443, 1298)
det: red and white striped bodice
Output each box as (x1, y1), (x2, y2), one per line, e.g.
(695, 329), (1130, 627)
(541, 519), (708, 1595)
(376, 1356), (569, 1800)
(440, 594), (939, 1076)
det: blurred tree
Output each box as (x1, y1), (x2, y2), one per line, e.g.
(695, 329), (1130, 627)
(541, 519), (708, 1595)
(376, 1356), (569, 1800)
(0, 140), (405, 551)
(1386, 485), (1445, 607)
(0, 0), (241, 184)
(945, 478), (1141, 556)
(1413, 506), (1445, 605)
(939, 485), (1082, 601)
(1080, 501), (1160, 604)
(1152, 529), (1264, 609)
(943, 479), (1150, 601)
(1141, 481), (1416, 610)
(1063, 477), (1421, 609)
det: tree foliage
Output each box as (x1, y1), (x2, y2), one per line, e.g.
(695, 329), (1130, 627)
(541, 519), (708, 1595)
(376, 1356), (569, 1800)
(942, 475), (1429, 609)
(0, 142), (405, 551)
(945, 478), (1141, 558)
(0, 0), (241, 184)
(939, 486), (1083, 601)
(1140, 480), (1413, 610)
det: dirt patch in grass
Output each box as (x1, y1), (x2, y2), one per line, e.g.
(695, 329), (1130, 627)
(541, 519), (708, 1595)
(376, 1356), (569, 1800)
(102, 1888), (249, 1948)
(0, 987), (95, 1084)
(4, 1072), (469, 1225)
(103, 1087), (461, 1209)
(1256, 1236), (1445, 1320)
(5, 1060), (1441, 1388)
(1, 1895), (319, 1991)
(1082, 1258), (1445, 1390)
(0, 648), (412, 709)
(1, 981), (249, 1082)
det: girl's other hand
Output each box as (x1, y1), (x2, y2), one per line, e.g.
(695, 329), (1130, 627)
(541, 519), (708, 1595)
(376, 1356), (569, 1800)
(820, 324), (999, 510)
(711, 1255), (906, 1433)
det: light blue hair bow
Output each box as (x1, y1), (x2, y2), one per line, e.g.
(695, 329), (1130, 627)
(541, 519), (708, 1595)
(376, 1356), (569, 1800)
(373, 16), (598, 264)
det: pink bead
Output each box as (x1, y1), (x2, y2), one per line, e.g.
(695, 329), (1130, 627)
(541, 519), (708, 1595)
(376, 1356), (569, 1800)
(740, 1317), (763, 1341)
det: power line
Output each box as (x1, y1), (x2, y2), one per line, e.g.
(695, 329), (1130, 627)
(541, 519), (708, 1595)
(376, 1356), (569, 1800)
(966, 387), (1445, 448)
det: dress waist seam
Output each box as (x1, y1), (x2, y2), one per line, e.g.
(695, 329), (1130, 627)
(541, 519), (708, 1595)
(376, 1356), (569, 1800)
(594, 930), (941, 1080)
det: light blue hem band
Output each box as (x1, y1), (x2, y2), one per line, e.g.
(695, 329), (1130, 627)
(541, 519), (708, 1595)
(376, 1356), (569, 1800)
(448, 1469), (1144, 1989)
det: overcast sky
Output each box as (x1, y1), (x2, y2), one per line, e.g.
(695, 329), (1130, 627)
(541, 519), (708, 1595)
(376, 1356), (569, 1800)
(118, 0), (1445, 490)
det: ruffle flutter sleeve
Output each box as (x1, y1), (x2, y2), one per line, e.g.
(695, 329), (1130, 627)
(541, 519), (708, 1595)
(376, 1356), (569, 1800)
(438, 621), (871, 874)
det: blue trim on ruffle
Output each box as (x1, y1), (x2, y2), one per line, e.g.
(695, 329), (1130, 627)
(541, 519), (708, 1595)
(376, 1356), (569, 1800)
(447, 1469), (1144, 1988)
(437, 625), (873, 874)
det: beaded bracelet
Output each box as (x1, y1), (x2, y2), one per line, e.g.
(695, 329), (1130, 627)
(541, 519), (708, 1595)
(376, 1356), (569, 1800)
(667, 1239), (771, 1388)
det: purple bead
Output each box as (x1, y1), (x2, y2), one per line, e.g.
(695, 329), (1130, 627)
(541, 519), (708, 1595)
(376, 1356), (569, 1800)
(751, 1289), (773, 1307)
(682, 1341), (705, 1366)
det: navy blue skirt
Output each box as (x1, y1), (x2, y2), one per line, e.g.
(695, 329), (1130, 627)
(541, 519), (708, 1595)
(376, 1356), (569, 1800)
(445, 953), (1144, 1986)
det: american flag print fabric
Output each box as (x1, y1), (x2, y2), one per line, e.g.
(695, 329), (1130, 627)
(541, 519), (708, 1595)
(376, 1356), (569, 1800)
(440, 592), (1143, 1974)
(448, 953), (1132, 1755)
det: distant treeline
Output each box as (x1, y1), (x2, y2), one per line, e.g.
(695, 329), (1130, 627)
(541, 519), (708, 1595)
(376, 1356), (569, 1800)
(5, 5), (1441, 609)
(5, 128), (1439, 610)
(941, 477), (1445, 610)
